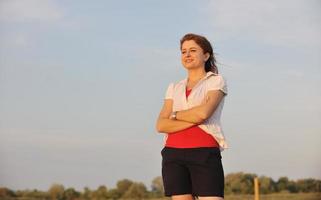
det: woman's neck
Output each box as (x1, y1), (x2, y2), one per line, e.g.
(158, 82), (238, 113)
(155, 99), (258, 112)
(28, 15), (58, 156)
(187, 68), (207, 82)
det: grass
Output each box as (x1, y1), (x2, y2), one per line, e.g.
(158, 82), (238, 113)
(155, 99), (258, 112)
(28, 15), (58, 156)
(1, 193), (320, 200)
(224, 192), (321, 200)
(150, 193), (321, 200)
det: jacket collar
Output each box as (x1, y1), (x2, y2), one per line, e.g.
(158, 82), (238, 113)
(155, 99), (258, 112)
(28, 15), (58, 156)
(179, 71), (217, 85)
(204, 71), (217, 79)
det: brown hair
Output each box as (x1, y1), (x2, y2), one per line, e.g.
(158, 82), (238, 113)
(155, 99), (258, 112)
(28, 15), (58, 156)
(180, 33), (218, 74)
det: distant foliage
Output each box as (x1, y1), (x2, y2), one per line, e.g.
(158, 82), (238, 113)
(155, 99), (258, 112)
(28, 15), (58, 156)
(0, 187), (16, 198)
(122, 182), (147, 200)
(64, 187), (80, 200)
(225, 172), (256, 194)
(48, 183), (64, 200)
(116, 179), (133, 197)
(225, 172), (321, 195)
(259, 176), (277, 194)
(150, 176), (164, 198)
(0, 173), (320, 199)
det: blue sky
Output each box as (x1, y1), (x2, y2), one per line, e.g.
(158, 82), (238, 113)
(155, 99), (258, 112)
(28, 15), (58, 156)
(0, 0), (320, 191)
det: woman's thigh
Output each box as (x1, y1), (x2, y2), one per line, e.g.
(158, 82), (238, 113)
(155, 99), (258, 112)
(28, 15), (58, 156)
(172, 194), (195, 200)
(197, 197), (224, 200)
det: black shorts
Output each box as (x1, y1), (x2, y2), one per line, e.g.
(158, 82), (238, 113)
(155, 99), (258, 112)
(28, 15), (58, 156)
(161, 147), (224, 198)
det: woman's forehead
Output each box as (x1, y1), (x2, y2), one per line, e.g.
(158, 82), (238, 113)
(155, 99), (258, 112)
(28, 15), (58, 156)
(181, 40), (201, 49)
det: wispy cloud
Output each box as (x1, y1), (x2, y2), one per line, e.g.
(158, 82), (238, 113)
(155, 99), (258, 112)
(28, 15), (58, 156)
(0, 0), (63, 23)
(208, 0), (321, 48)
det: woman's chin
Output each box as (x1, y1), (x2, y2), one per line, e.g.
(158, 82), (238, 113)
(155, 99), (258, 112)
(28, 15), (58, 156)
(183, 64), (202, 70)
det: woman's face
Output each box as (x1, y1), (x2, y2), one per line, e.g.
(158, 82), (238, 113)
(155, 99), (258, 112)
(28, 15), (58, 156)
(181, 40), (209, 70)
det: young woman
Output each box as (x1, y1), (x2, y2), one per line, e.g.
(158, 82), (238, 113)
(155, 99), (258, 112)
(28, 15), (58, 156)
(156, 33), (228, 200)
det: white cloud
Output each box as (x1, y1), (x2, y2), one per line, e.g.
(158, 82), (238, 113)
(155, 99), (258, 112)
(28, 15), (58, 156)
(208, 0), (321, 47)
(0, 0), (63, 23)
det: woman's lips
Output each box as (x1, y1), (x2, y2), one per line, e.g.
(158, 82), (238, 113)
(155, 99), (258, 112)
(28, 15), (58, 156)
(185, 59), (193, 63)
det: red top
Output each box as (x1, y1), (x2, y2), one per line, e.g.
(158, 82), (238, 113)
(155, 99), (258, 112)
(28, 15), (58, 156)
(165, 88), (219, 148)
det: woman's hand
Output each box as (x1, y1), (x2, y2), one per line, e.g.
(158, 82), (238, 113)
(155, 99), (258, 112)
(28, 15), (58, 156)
(156, 99), (196, 133)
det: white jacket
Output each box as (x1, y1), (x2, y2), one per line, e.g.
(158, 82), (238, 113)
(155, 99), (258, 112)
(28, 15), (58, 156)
(164, 71), (228, 151)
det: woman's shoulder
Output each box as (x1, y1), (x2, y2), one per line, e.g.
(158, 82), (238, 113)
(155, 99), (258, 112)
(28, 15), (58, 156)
(206, 73), (228, 94)
(207, 73), (227, 83)
(164, 78), (186, 99)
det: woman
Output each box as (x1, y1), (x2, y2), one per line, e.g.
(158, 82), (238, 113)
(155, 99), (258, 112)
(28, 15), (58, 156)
(156, 33), (228, 200)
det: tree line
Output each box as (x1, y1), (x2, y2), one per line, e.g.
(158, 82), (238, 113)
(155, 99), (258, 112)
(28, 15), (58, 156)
(0, 172), (320, 200)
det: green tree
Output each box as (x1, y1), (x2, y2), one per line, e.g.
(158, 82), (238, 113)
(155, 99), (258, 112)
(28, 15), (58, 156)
(64, 187), (80, 200)
(296, 178), (320, 193)
(241, 173), (256, 194)
(82, 187), (92, 200)
(225, 172), (242, 194)
(122, 182), (147, 200)
(225, 172), (256, 194)
(106, 188), (121, 200)
(287, 180), (299, 193)
(49, 183), (65, 200)
(0, 187), (16, 198)
(259, 176), (276, 194)
(276, 177), (289, 192)
(93, 185), (108, 200)
(150, 176), (164, 198)
(25, 189), (49, 199)
(116, 179), (133, 197)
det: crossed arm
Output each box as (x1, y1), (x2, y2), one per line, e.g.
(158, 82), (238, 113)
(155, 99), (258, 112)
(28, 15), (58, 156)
(156, 90), (225, 134)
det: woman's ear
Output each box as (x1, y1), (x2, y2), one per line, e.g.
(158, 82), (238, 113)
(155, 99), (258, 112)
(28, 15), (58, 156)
(204, 52), (210, 62)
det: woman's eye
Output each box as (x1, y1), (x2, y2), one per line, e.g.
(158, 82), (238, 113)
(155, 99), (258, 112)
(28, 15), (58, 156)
(181, 51), (186, 54)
